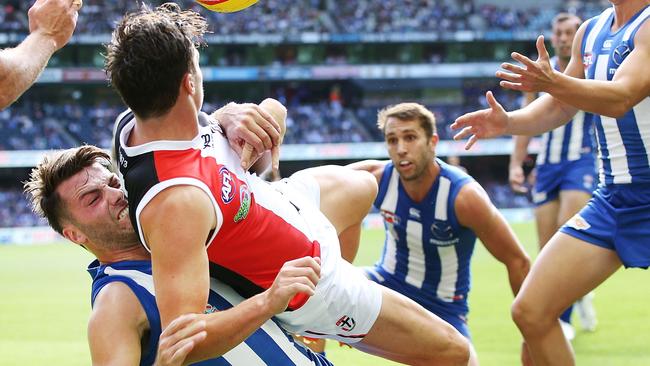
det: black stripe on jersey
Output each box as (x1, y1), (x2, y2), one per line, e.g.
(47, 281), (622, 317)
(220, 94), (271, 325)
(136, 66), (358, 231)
(208, 261), (280, 308)
(113, 113), (160, 243)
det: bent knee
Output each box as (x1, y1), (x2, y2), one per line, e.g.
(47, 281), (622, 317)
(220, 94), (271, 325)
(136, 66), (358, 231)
(439, 329), (471, 366)
(512, 295), (556, 332)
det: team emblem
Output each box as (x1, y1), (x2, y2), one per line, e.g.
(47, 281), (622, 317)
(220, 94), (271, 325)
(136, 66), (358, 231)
(612, 42), (631, 66)
(336, 315), (356, 332)
(219, 167), (235, 204)
(431, 220), (453, 240)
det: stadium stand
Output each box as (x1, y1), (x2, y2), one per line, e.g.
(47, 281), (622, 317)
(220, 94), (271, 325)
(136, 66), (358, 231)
(0, 0), (604, 229)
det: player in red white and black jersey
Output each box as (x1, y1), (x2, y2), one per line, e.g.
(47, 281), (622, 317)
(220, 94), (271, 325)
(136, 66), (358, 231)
(106, 4), (470, 365)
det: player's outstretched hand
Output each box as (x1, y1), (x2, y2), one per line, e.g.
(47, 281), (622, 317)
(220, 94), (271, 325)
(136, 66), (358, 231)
(213, 102), (281, 168)
(497, 36), (556, 93)
(450, 91), (509, 150)
(509, 164), (528, 194)
(154, 314), (207, 366)
(264, 256), (321, 315)
(28, 0), (79, 51)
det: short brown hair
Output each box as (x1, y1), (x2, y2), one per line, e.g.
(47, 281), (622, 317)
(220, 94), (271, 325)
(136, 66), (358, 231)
(105, 3), (208, 119)
(24, 146), (111, 235)
(552, 13), (582, 30)
(377, 103), (437, 138)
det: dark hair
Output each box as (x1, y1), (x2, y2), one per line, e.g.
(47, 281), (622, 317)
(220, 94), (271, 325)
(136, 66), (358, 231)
(377, 102), (437, 138)
(105, 3), (208, 119)
(24, 146), (111, 235)
(552, 13), (582, 30)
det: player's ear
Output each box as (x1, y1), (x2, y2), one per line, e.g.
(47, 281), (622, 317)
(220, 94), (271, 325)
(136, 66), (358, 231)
(62, 225), (88, 247)
(430, 133), (439, 150)
(182, 73), (196, 95)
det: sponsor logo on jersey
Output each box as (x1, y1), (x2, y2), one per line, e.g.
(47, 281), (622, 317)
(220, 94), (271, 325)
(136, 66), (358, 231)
(612, 42), (631, 66)
(566, 214), (591, 230)
(336, 315), (356, 332)
(603, 39), (613, 50)
(234, 184), (251, 223)
(219, 167), (235, 204)
(380, 210), (400, 225)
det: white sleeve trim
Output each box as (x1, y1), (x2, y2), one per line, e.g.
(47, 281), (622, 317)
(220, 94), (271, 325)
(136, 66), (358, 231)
(134, 177), (223, 252)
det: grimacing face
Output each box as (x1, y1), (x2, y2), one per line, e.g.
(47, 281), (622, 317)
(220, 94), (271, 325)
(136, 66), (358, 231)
(384, 117), (436, 181)
(58, 163), (139, 250)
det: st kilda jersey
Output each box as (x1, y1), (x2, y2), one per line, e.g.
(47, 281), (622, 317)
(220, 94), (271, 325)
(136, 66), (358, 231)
(113, 110), (320, 310)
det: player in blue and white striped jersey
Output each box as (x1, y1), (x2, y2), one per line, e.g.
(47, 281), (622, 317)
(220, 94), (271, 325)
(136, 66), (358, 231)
(452, 1), (650, 364)
(508, 13), (598, 339)
(88, 259), (333, 366)
(350, 103), (531, 366)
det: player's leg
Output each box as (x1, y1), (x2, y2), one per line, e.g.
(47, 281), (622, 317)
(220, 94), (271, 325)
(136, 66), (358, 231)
(534, 199), (560, 249)
(558, 189), (598, 332)
(355, 286), (470, 366)
(295, 165), (377, 262)
(511, 232), (621, 366)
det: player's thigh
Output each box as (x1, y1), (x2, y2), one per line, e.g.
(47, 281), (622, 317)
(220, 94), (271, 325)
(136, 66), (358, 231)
(534, 200), (560, 248)
(357, 286), (469, 364)
(557, 189), (592, 225)
(515, 232), (621, 318)
(298, 165), (377, 232)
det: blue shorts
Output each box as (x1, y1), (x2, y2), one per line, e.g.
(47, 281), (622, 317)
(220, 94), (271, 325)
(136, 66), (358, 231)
(364, 266), (471, 340)
(560, 184), (650, 268)
(532, 157), (597, 206)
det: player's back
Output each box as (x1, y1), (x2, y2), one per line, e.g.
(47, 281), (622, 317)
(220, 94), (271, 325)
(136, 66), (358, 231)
(114, 111), (323, 310)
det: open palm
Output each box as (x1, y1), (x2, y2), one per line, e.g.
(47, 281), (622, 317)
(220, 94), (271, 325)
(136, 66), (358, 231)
(450, 91), (509, 150)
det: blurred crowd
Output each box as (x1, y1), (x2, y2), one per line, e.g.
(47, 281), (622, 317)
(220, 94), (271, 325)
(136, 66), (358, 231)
(1, 0), (607, 35)
(0, 181), (531, 228)
(1, 87), (522, 150)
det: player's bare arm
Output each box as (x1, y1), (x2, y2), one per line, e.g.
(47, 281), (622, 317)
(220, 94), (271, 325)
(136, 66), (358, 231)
(347, 159), (388, 183)
(88, 282), (146, 366)
(509, 92), (536, 193)
(141, 185), (320, 363)
(0, 0), (79, 109)
(455, 182), (531, 295)
(154, 314), (207, 366)
(500, 21), (650, 118)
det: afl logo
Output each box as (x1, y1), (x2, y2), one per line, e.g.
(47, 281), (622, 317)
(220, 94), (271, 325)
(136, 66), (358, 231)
(582, 52), (593, 70)
(612, 42), (631, 66)
(219, 167), (235, 204)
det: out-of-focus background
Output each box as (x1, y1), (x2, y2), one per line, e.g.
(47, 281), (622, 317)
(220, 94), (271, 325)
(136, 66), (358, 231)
(0, 1), (648, 365)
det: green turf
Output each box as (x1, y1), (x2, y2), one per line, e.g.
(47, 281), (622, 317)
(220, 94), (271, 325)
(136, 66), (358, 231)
(0, 223), (649, 365)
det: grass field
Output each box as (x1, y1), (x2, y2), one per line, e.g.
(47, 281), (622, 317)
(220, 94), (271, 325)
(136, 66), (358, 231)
(1, 222), (649, 365)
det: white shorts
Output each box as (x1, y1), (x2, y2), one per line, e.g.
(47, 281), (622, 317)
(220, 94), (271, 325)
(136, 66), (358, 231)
(271, 171), (383, 343)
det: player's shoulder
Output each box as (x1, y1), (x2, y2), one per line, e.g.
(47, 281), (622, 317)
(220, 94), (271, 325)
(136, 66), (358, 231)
(90, 281), (147, 331)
